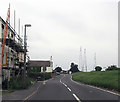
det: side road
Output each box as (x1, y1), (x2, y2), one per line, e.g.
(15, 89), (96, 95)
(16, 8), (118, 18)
(2, 81), (42, 100)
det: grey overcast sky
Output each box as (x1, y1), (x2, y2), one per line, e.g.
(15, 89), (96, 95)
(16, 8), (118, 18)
(0, 0), (119, 71)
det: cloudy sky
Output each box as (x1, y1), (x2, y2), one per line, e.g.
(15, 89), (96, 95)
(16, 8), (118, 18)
(0, 0), (119, 71)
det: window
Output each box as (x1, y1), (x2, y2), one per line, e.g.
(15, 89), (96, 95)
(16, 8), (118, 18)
(11, 57), (13, 61)
(2, 24), (4, 29)
(11, 33), (14, 38)
(7, 29), (10, 38)
(1, 24), (4, 40)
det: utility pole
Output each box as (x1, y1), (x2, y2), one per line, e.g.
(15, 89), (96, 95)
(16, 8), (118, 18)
(84, 49), (87, 72)
(0, 5), (10, 90)
(7, 3), (10, 89)
(94, 53), (96, 71)
(13, 10), (16, 71)
(14, 10), (16, 32)
(79, 47), (83, 71)
(23, 24), (31, 88)
(18, 19), (20, 36)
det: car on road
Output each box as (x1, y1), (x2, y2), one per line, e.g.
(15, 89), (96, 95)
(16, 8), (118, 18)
(37, 76), (42, 81)
(56, 72), (60, 75)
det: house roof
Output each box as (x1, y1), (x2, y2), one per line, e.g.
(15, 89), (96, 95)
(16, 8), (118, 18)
(28, 60), (51, 67)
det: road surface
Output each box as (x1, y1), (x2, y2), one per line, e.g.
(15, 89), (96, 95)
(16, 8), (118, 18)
(25, 74), (119, 102)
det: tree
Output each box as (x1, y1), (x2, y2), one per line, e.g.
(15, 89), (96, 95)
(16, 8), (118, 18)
(105, 65), (117, 71)
(70, 63), (79, 73)
(71, 63), (74, 69)
(95, 66), (102, 71)
(55, 67), (62, 72)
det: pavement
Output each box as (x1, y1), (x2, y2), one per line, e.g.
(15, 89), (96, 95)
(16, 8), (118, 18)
(2, 81), (42, 101)
(2, 74), (120, 102)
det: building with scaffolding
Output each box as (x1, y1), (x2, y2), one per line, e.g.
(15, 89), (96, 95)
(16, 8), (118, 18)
(0, 16), (24, 83)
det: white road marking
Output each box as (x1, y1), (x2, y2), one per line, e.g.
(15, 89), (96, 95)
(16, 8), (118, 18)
(87, 85), (120, 96)
(89, 90), (93, 93)
(60, 79), (61, 83)
(60, 75), (65, 83)
(60, 75), (82, 102)
(60, 75), (68, 87)
(24, 83), (41, 101)
(43, 81), (46, 85)
(67, 87), (71, 91)
(63, 83), (67, 87)
(24, 78), (54, 101)
(70, 76), (82, 85)
(73, 93), (81, 102)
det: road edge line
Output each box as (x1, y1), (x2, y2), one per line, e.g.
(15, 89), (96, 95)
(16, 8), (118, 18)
(23, 83), (41, 101)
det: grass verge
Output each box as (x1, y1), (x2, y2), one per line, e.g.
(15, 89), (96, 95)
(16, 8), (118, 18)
(72, 70), (119, 92)
(2, 90), (14, 95)
(2, 72), (52, 92)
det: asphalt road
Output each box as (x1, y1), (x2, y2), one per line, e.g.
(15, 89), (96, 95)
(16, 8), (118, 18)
(26, 74), (119, 102)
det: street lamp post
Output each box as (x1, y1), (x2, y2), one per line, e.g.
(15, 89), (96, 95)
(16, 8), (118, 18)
(23, 24), (31, 88)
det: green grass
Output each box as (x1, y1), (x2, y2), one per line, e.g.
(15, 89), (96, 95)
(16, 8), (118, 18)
(72, 70), (119, 92)
(2, 89), (14, 95)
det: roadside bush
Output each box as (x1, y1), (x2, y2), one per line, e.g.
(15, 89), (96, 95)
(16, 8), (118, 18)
(106, 65), (117, 71)
(9, 76), (31, 90)
(28, 72), (52, 81)
(44, 72), (52, 80)
(28, 72), (40, 79)
(2, 79), (8, 90)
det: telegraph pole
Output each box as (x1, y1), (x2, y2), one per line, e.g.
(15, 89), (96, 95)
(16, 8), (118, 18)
(23, 24), (31, 88)
(94, 53), (96, 70)
(18, 19), (20, 36)
(7, 3), (11, 89)
(79, 47), (83, 71)
(23, 25), (26, 88)
(84, 49), (87, 72)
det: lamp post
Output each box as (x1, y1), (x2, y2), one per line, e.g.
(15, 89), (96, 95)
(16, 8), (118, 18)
(23, 24), (31, 88)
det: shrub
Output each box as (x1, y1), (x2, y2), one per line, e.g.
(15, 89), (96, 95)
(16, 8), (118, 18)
(44, 72), (52, 80)
(106, 65), (117, 71)
(9, 76), (31, 90)
(28, 72), (52, 81)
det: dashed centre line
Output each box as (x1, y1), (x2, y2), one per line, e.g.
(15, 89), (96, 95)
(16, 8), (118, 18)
(67, 87), (71, 91)
(64, 83), (67, 87)
(60, 75), (81, 102)
(73, 94), (81, 102)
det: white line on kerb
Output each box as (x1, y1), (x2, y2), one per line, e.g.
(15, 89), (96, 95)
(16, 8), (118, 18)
(67, 87), (71, 91)
(73, 94), (81, 102)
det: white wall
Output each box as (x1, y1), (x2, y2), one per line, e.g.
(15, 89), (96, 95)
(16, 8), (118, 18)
(46, 67), (52, 72)
(41, 67), (43, 72)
